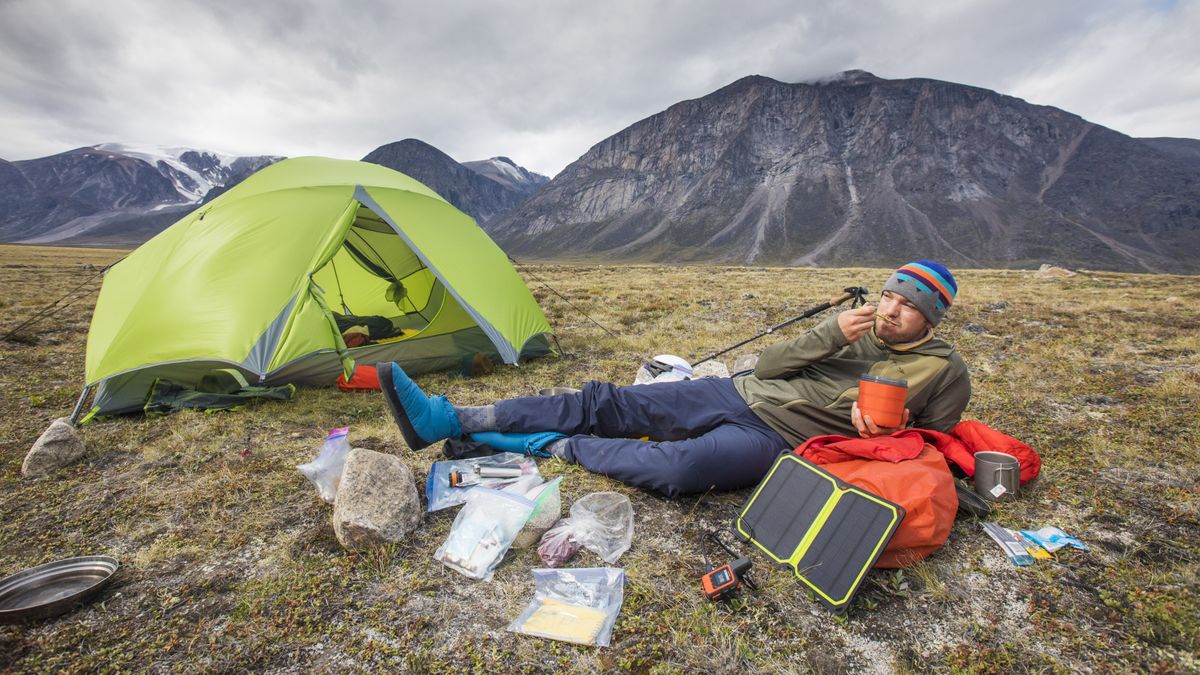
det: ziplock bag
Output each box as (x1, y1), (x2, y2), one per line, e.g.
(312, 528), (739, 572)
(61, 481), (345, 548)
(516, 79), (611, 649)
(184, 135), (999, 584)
(514, 479), (563, 549)
(537, 520), (582, 567)
(435, 478), (562, 581)
(537, 492), (635, 567)
(426, 453), (540, 512)
(569, 492), (635, 564)
(297, 427), (351, 503)
(508, 567), (626, 647)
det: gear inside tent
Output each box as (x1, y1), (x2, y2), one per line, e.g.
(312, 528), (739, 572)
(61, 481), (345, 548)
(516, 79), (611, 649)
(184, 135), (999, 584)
(80, 156), (555, 419)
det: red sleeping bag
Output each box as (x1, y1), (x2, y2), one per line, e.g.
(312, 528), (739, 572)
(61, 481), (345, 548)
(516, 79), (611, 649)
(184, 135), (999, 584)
(795, 434), (956, 568)
(795, 421), (1042, 568)
(934, 420), (1042, 484)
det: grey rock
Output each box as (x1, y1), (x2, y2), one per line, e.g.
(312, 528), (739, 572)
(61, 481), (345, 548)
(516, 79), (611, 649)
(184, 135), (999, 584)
(984, 301), (1010, 311)
(1035, 264), (1077, 279)
(22, 417), (85, 477)
(732, 353), (760, 373)
(333, 448), (422, 551)
(692, 360), (731, 379)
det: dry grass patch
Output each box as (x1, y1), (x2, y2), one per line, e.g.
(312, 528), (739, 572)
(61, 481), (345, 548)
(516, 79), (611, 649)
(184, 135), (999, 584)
(0, 244), (1197, 672)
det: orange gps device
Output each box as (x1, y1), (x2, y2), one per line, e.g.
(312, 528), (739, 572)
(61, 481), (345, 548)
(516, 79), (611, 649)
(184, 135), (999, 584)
(701, 557), (752, 601)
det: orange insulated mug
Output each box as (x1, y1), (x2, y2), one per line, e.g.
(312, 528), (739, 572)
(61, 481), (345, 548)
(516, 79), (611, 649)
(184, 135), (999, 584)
(857, 374), (908, 428)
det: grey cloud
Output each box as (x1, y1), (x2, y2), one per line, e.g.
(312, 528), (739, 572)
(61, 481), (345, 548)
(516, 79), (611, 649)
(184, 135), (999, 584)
(0, 0), (1196, 176)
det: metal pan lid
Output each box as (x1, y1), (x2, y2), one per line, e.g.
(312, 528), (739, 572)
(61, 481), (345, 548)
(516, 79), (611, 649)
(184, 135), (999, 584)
(0, 555), (119, 623)
(859, 373), (908, 387)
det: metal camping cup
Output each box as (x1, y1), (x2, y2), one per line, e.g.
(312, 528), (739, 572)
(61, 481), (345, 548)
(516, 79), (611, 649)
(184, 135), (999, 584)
(857, 374), (908, 428)
(974, 451), (1020, 501)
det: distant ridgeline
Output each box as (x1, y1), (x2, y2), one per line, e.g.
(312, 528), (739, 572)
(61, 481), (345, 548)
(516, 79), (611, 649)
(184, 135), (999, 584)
(3, 71), (1199, 272)
(0, 142), (547, 249)
(0, 145), (282, 247)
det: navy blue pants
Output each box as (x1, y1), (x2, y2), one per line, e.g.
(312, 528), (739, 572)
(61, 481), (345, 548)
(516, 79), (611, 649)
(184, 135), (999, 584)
(495, 378), (789, 496)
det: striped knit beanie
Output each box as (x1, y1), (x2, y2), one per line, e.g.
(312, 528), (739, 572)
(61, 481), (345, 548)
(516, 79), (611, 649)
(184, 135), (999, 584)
(882, 261), (958, 327)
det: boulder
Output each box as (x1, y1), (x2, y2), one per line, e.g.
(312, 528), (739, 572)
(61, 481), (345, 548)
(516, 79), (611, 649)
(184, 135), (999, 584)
(1034, 264), (1076, 279)
(692, 360), (730, 379)
(333, 448), (422, 550)
(732, 353), (760, 373)
(22, 417), (86, 477)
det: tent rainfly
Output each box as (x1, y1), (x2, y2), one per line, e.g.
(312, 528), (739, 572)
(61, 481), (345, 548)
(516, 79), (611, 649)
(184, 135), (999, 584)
(81, 156), (554, 418)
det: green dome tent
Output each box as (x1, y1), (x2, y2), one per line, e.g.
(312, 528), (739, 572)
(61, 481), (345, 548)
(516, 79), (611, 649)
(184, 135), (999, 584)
(80, 156), (554, 418)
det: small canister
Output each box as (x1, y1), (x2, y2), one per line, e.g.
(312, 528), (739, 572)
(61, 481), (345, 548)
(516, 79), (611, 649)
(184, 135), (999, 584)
(857, 374), (908, 428)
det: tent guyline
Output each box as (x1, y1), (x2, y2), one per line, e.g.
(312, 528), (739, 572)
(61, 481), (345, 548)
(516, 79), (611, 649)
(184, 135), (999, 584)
(1, 257), (125, 343)
(504, 255), (620, 360)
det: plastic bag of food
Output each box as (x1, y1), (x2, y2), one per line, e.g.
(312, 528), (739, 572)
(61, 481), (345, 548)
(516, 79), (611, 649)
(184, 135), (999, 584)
(435, 477), (562, 581)
(425, 452), (540, 512)
(514, 479), (562, 549)
(508, 567), (626, 647)
(537, 519), (583, 567)
(536, 492), (634, 566)
(297, 427), (351, 503)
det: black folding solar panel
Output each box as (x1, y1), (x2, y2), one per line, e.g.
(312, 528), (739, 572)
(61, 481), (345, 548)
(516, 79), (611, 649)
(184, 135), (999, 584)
(734, 453), (905, 612)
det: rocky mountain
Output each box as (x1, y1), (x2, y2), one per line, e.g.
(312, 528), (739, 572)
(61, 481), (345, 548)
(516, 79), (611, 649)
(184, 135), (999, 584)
(0, 138), (543, 246)
(462, 156), (549, 197)
(488, 71), (1200, 273)
(362, 139), (539, 223)
(0, 145), (280, 245)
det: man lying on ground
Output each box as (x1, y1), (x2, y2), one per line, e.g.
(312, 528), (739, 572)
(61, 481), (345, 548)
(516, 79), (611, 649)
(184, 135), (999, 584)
(378, 261), (971, 497)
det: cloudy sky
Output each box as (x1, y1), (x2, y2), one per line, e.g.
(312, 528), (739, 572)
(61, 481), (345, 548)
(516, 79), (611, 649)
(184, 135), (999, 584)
(1, 0), (1196, 176)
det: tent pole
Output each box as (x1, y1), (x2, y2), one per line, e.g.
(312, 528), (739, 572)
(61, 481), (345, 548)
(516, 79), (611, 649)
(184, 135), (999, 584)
(68, 384), (95, 427)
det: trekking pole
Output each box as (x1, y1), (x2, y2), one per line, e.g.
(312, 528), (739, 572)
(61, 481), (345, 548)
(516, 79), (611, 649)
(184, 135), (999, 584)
(689, 286), (869, 368)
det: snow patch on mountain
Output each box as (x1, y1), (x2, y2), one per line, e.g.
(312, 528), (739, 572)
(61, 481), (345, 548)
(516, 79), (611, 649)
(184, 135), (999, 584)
(93, 143), (240, 202)
(462, 156), (549, 196)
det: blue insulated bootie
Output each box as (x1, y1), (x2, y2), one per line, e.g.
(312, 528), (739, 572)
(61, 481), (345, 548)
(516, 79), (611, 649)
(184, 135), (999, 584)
(469, 431), (568, 458)
(377, 362), (462, 450)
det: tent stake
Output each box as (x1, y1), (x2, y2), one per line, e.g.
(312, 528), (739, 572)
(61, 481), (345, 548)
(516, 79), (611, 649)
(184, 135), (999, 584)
(68, 385), (95, 427)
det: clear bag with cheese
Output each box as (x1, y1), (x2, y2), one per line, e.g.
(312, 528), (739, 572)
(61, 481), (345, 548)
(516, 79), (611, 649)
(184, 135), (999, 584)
(508, 567), (626, 647)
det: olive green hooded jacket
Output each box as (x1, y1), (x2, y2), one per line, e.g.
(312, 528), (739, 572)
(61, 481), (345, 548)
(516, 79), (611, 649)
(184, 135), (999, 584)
(732, 314), (971, 448)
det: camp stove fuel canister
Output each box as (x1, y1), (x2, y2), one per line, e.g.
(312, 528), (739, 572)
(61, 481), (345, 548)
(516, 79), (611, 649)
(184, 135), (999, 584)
(701, 557), (753, 601)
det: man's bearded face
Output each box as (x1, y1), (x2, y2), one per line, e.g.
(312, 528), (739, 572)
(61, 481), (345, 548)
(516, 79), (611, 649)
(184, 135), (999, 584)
(874, 290), (931, 343)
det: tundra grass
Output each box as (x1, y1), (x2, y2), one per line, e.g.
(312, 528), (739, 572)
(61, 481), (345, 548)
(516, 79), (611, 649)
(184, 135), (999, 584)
(0, 244), (1197, 672)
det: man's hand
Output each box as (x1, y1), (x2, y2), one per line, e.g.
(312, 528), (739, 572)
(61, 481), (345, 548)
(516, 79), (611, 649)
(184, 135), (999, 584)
(851, 401), (910, 438)
(838, 304), (877, 343)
